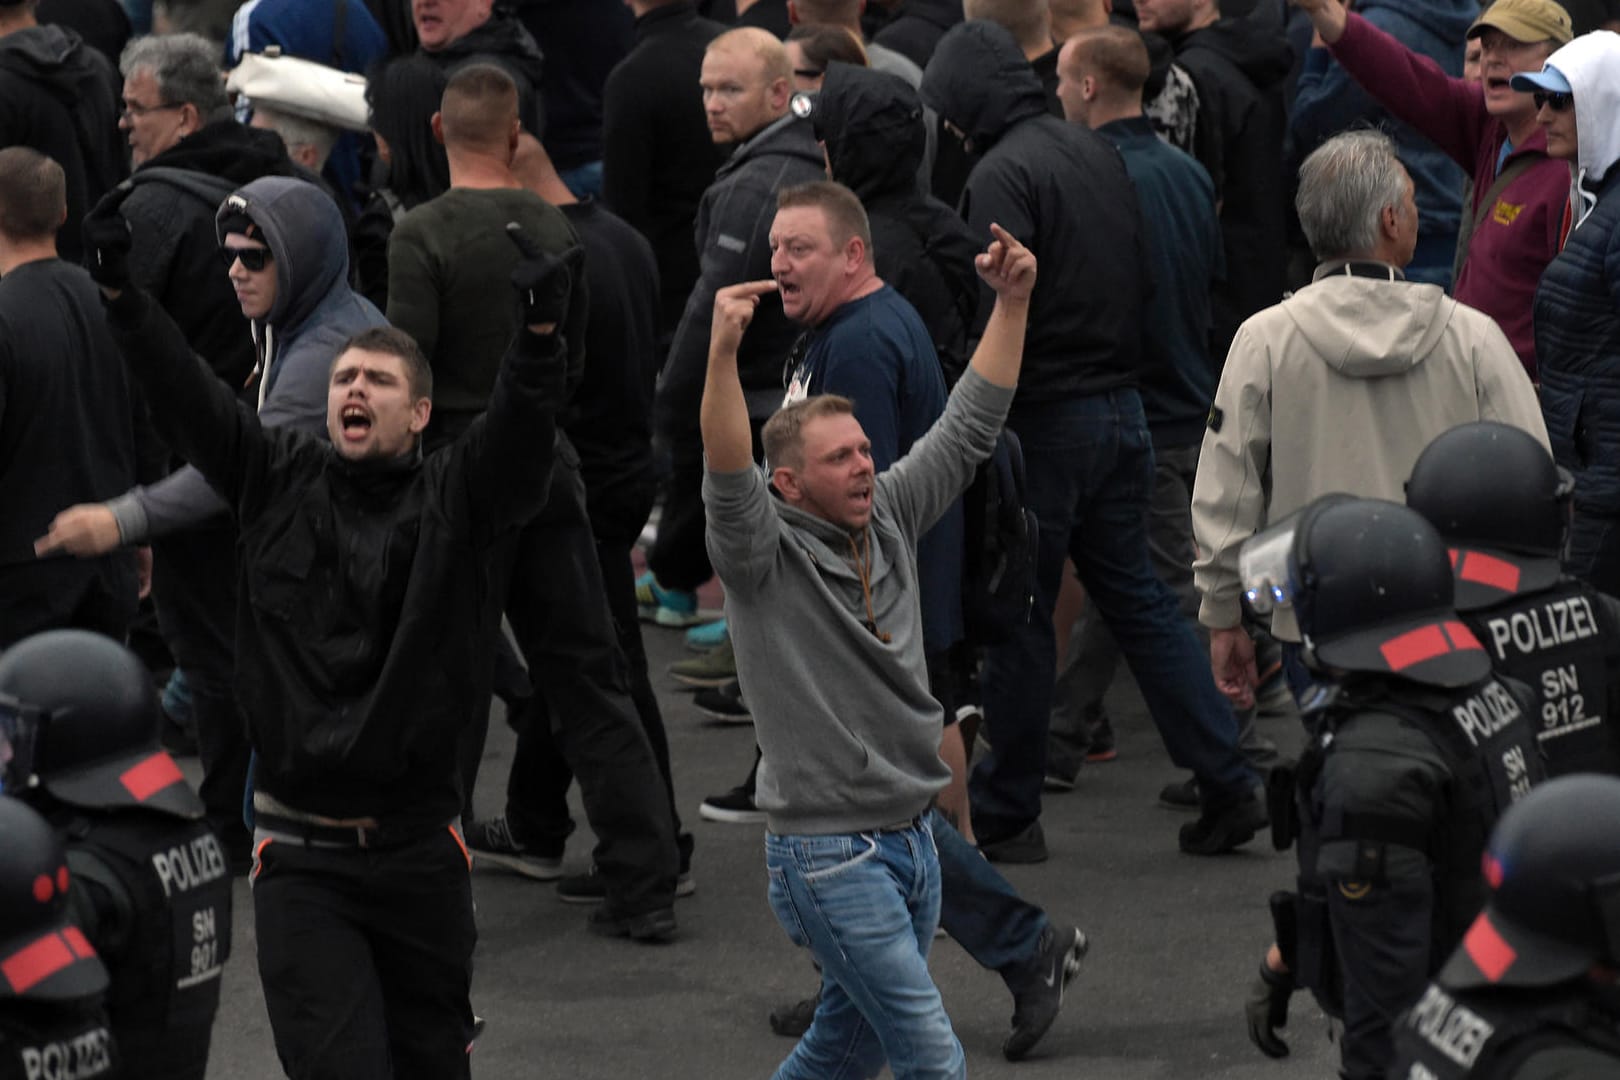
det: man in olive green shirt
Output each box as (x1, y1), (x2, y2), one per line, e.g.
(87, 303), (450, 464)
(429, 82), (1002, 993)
(386, 62), (684, 942)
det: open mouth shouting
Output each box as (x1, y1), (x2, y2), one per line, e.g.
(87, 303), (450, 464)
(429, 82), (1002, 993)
(340, 403), (373, 442)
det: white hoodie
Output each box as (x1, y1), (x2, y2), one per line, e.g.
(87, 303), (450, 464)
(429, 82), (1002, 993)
(1542, 32), (1620, 230)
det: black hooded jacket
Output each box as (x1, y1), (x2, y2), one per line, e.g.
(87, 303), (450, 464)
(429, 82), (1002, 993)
(1172, 17), (1293, 358)
(108, 121), (301, 394)
(871, 0), (961, 69)
(0, 24), (123, 263)
(420, 14), (547, 136)
(921, 21), (1150, 401)
(816, 63), (979, 381)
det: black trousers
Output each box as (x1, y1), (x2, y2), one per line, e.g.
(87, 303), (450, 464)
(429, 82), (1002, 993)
(252, 826), (476, 1080)
(151, 523), (250, 849)
(474, 447), (678, 916)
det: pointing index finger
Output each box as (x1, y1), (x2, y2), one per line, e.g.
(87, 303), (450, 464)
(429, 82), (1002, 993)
(730, 279), (780, 298)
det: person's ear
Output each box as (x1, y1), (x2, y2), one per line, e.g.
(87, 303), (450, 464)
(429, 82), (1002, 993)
(1082, 75), (1098, 102)
(845, 235), (865, 271)
(787, 0), (800, 23)
(768, 75), (791, 112)
(178, 101), (203, 136)
(772, 465), (802, 501)
(410, 396), (432, 435)
(1382, 202), (1400, 240)
(430, 111), (445, 146)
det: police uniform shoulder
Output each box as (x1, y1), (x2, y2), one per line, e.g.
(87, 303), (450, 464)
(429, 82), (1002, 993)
(1511, 1042), (1620, 1079)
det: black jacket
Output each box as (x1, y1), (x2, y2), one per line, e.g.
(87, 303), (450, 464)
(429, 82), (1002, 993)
(816, 63), (979, 381)
(561, 199), (661, 545)
(872, 0), (961, 68)
(921, 21), (1151, 402)
(0, 25), (124, 263)
(654, 112), (825, 441)
(1172, 17), (1293, 358)
(600, 1), (728, 338)
(103, 288), (564, 827)
(514, 0), (633, 170)
(420, 14), (547, 135)
(109, 122), (301, 392)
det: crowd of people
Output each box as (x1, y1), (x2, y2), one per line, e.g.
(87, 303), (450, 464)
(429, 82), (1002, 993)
(2, 0), (1620, 1075)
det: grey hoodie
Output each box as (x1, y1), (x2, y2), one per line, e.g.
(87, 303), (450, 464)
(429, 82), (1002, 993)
(110, 177), (387, 542)
(703, 369), (1012, 834)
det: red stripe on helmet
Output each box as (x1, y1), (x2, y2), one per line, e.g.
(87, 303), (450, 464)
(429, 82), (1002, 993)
(1463, 914), (1517, 984)
(2, 933), (74, 995)
(62, 927), (95, 960)
(1379, 625), (1451, 671)
(119, 753), (184, 802)
(1444, 621), (1484, 652)
(1458, 550), (1521, 594)
(1482, 852), (1504, 890)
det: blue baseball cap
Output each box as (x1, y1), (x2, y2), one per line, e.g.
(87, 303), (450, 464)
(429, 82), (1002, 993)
(1510, 63), (1573, 94)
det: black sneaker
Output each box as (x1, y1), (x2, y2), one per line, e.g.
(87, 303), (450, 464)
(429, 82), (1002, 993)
(699, 784), (765, 824)
(587, 904), (678, 943)
(464, 816), (564, 880)
(693, 682), (751, 724)
(979, 819), (1048, 864)
(1178, 791), (1268, 855)
(556, 863), (696, 904)
(1004, 925), (1089, 1061)
(769, 992), (820, 1038)
(1158, 776), (1201, 811)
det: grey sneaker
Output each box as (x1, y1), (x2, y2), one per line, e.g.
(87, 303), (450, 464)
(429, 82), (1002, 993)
(668, 640), (737, 689)
(1004, 925), (1089, 1061)
(464, 816), (563, 880)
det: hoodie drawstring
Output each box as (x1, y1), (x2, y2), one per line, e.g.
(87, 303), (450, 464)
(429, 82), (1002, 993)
(847, 528), (891, 644)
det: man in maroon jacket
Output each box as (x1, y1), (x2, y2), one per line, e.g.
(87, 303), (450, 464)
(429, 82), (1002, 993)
(1292, 0), (1573, 380)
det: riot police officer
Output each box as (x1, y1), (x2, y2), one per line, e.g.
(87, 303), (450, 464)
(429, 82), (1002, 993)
(1389, 773), (1620, 1078)
(0, 795), (120, 1079)
(1407, 422), (1620, 777)
(1240, 496), (1546, 1078)
(0, 630), (230, 1080)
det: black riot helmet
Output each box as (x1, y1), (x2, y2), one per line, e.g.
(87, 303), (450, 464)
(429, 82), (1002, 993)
(1406, 422), (1573, 611)
(0, 631), (201, 819)
(0, 795), (109, 1001)
(1278, 496), (1491, 687)
(1440, 774), (1620, 990)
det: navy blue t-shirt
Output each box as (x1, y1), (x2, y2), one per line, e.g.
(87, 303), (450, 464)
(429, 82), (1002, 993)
(786, 285), (964, 652)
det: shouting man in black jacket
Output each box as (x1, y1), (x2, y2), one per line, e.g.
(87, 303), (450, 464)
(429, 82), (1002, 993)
(82, 208), (575, 1078)
(922, 19), (1265, 860)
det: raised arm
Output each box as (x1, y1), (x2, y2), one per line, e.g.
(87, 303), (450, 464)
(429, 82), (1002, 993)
(700, 279), (779, 473)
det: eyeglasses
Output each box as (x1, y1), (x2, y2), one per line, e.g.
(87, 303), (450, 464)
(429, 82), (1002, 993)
(121, 101), (184, 119)
(220, 246), (273, 272)
(1533, 90), (1574, 112)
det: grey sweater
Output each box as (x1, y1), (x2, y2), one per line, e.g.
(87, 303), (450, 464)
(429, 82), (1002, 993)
(703, 368), (1013, 834)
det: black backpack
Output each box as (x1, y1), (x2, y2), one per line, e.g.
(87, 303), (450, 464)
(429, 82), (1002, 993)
(960, 427), (1039, 645)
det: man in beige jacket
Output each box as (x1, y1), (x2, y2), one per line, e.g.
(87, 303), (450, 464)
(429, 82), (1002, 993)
(1192, 129), (1548, 707)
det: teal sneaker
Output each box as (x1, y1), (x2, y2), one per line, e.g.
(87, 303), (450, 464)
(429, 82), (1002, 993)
(634, 571), (704, 627)
(684, 617), (728, 651)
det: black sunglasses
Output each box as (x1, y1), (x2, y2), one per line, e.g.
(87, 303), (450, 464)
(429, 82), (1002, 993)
(1533, 90), (1573, 112)
(221, 246), (273, 272)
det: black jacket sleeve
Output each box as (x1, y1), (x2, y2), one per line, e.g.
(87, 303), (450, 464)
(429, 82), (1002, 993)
(447, 325), (567, 545)
(102, 287), (275, 518)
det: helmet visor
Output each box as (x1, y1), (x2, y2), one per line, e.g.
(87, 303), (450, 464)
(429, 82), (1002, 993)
(1239, 514), (1303, 616)
(0, 696), (40, 796)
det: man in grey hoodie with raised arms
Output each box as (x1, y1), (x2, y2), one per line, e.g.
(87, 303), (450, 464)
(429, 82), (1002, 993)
(700, 223), (1035, 1080)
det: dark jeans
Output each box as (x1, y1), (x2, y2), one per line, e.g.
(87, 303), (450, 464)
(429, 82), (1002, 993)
(932, 809), (1047, 982)
(151, 524), (250, 852)
(497, 450), (678, 915)
(252, 825), (476, 1080)
(1048, 443), (1276, 776)
(971, 390), (1256, 840)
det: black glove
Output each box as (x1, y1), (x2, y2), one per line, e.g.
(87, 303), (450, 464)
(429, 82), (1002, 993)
(505, 223), (581, 329)
(82, 186), (135, 291)
(1245, 961), (1293, 1059)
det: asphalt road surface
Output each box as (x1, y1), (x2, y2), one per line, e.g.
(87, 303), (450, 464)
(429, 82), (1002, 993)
(200, 620), (1342, 1079)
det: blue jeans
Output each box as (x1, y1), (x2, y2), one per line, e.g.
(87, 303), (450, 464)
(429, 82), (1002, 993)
(932, 809), (1047, 981)
(972, 390), (1256, 838)
(765, 819), (964, 1080)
